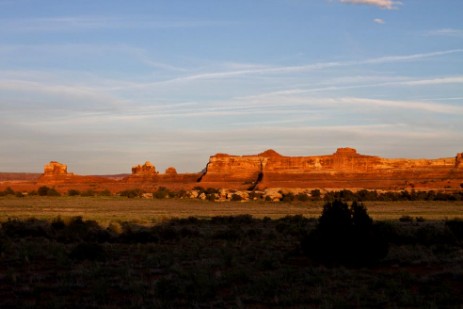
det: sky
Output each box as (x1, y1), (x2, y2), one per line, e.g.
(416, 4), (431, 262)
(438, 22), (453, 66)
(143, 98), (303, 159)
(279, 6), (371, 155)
(0, 0), (462, 174)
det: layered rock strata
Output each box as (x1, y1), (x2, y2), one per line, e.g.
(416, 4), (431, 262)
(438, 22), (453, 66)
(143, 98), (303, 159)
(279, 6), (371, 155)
(199, 148), (463, 190)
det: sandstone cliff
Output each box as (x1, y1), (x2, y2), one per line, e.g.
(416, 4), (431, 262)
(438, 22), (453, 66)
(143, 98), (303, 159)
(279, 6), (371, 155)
(43, 161), (70, 176)
(5, 149), (462, 194)
(131, 161), (157, 176)
(199, 148), (463, 191)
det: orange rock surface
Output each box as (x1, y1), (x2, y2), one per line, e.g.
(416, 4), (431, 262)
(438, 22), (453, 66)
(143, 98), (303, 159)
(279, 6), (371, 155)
(1, 148), (462, 194)
(200, 148), (463, 191)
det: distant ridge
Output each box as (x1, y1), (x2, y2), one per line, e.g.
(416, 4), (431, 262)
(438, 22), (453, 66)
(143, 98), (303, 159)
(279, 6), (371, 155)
(1, 147), (462, 193)
(0, 173), (41, 181)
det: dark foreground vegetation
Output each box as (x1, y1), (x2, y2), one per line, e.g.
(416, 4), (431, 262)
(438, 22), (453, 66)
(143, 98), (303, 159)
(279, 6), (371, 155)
(1, 200), (463, 308)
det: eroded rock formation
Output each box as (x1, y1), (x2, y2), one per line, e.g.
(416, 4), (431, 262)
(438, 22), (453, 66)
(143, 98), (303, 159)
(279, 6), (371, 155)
(456, 153), (463, 168)
(199, 148), (463, 191)
(43, 161), (69, 176)
(131, 161), (157, 176)
(4, 148), (462, 194)
(165, 167), (177, 175)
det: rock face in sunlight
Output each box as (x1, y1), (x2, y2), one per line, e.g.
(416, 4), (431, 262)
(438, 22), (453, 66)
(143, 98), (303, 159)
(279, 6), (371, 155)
(199, 147), (463, 191)
(131, 161), (157, 176)
(456, 153), (463, 168)
(3, 148), (462, 194)
(165, 167), (177, 175)
(43, 161), (70, 176)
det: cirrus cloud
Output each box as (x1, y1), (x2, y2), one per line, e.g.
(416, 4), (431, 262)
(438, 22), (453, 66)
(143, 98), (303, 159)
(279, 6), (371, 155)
(340, 0), (400, 10)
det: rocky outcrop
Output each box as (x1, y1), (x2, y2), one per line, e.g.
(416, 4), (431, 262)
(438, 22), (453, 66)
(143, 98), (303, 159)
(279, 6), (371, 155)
(43, 161), (70, 176)
(5, 148), (462, 194)
(132, 161), (157, 176)
(36, 161), (115, 192)
(456, 153), (463, 168)
(165, 167), (177, 175)
(199, 148), (463, 191)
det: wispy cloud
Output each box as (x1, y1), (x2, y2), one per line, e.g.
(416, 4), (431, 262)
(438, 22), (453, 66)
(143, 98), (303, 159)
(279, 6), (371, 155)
(403, 76), (463, 86)
(426, 28), (463, 38)
(0, 16), (231, 33)
(340, 0), (400, 10)
(123, 49), (463, 88)
(373, 18), (385, 24)
(336, 97), (463, 114)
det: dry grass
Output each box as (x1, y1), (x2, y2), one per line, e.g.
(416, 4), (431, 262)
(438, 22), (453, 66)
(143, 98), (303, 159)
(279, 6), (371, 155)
(1, 196), (463, 225)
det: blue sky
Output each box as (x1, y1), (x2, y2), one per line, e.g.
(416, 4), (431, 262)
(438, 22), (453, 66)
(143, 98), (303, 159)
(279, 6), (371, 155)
(1, 0), (462, 174)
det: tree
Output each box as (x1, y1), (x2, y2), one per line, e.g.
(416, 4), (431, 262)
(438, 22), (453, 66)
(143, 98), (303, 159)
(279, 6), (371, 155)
(301, 200), (388, 266)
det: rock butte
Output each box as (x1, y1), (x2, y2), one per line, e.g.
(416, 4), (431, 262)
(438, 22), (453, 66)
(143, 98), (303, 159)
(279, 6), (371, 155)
(200, 148), (463, 191)
(1, 147), (462, 193)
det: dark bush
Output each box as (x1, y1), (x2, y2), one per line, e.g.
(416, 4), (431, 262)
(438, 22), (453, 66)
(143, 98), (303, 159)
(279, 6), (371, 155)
(119, 226), (159, 243)
(119, 189), (143, 198)
(193, 186), (205, 194)
(230, 193), (242, 201)
(80, 189), (96, 197)
(98, 189), (112, 197)
(69, 242), (106, 261)
(175, 189), (188, 198)
(310, 189), (321, 200)
(47, 188), (61, 196)
(68, 189), (80, 196)
(281, 191), (295, 202)
(296, 192), (309, 202)
(63, 217), (109, 242)
(399, 215), (414, 223)
(1, 218), (49, 238)
(154, 187), (171, 199)
(51, 217), (66, 230)
(301, 200), (388, 266)
(37, 186), (60, 196)
(205, 187), (219, 195)
(2, 187), (15, 196)
(38, 186), (50, 196)
(446, 219), (463, 240)
(415, 225), (454, 245)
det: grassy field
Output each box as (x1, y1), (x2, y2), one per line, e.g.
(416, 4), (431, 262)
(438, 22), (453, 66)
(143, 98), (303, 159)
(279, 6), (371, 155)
(1, 196), (463, 225)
